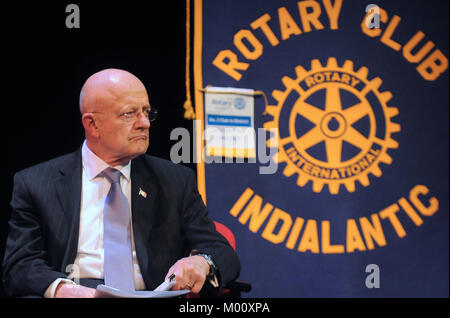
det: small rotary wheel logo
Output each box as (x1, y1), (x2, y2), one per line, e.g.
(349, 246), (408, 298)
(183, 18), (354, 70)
(264, 58), (401, 194)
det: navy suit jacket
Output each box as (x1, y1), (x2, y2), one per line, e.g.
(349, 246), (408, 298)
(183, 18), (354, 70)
(2, 148), (240, 297)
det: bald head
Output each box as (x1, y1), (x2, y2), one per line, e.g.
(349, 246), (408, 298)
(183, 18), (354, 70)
(79, 68), (148, 114)
(80, 68), (151, 166)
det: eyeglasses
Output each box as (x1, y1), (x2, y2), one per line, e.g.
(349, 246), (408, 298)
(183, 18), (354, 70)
(118, 108), (158, 123)
(90, 107), (158, 123)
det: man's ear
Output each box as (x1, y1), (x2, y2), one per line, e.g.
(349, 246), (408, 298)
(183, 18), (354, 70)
(81, 113), (100, 137)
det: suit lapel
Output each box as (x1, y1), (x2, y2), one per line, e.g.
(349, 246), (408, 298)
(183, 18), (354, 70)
(131, 156), (158, 287)
(52, 150), (159, 284)
(54, 149), (82, 272)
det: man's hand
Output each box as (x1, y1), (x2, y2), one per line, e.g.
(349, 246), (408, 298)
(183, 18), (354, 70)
(54, 282), (96, 298)
(165, 255), (210, 294)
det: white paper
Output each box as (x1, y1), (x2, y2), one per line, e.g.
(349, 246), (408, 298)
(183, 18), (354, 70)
(95, 281), (189, 298)
(153, 278), (176, 292)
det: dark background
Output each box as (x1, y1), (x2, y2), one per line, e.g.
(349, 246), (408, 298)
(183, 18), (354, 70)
(1, 1), (194, 297)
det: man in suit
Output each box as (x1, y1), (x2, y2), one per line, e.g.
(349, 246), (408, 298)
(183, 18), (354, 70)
(2, 68), (241, 297)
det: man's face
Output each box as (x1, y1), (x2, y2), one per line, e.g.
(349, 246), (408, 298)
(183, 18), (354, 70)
(95, 86), (151, 164)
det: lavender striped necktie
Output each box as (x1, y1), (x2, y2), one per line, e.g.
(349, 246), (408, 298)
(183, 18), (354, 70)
(102, 167), (135, 291)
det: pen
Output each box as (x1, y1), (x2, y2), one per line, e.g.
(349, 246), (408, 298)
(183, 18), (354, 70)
(168, 273), (176, 281)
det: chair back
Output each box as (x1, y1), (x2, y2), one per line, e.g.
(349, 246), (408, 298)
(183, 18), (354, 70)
(213, 221), (236, 250)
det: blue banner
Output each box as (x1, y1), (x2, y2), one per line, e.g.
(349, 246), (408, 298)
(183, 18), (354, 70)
(194, 0), (448, 297)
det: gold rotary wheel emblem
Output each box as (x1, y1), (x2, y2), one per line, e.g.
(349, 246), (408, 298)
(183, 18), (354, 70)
(320, 112), (347, 139)
(264, 58), (401, 194)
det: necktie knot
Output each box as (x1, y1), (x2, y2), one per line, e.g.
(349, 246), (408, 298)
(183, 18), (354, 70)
(102, 167), (121, 184)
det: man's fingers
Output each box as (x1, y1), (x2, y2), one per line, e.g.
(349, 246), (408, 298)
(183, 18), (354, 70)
(165, 263), (177, 280)
(190, 279), (204, 294)
(55, 283), (96, 298)
(171, 276), (184, 290)
(165, 256), (209, 292)
(173, 274), (194, 291)
(171, 274), (201, 292)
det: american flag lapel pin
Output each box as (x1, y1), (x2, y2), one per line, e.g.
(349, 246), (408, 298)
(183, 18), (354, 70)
(139, 188), (147, 198)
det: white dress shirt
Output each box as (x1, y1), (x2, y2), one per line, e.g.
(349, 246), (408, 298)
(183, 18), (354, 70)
(44, 141), (146, 297)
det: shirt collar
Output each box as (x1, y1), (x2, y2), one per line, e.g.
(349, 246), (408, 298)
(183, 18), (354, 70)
(81, 140), (131, 181)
